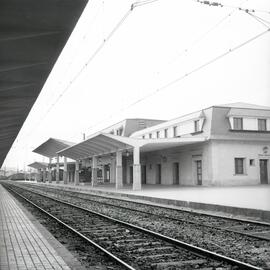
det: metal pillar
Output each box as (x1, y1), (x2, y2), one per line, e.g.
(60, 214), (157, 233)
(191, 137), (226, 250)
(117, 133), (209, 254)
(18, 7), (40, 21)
(42, 168), (46, 183)
(102, 165), (106, 182)
(92, 156), (98, 187)
(63, 157), (68, 184)
(116, 151), (123, 189)
(75, 160), (79, 185)
(110, 157), (116, 183)
(133, 146), (141, 190)
(48, 157), (52, 183)
(56, 155), (60, 183)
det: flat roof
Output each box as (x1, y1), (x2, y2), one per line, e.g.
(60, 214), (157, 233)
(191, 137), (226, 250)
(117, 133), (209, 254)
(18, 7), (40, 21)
(28, 162), (48, 170)
(33, 138), (75, 158)
(58, 133), (207, 160)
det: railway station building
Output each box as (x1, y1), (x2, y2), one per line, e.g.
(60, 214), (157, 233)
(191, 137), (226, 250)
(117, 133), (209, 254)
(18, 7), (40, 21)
(32, 103), (270, 190)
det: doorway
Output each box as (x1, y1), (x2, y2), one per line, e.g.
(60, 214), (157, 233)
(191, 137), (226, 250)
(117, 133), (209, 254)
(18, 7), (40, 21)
(141, 165), (146, 184)
(156, 164), (161, 184)
(260, 159), (268, 184)
(196, 160), (202, 185)
(173, 162), (179, 185)
(129, 166), (133, 184)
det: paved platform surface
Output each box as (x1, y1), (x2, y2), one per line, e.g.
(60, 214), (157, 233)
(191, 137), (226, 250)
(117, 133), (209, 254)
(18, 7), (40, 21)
(26, 181), (270, 222)
(38, 181), (270, 211)
(0, 184), (75, 270)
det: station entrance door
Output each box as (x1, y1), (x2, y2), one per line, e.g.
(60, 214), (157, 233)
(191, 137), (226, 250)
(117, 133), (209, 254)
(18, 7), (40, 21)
(196, 160), (202, 185)
(260, 159), (268, 184)
(156, 164), (161, 184)
(141, 165), (146, 184)
(173, 162), (179, 185)
(129, 166), (133, 184)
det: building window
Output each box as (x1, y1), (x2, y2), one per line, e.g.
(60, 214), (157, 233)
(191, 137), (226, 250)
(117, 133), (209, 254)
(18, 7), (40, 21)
(258, 119), (267, 131)
(142, 135), (145, 139)
(194, 120), (200, 132)
(164, 129), (168, 138)
(173, 126), (177, 137)
(235, 158), (245, 174)
(233, 117), (243, 130)
(156, 131), (160, 138)
(149, 133), (152, 139)
(249, 159), (255, 166)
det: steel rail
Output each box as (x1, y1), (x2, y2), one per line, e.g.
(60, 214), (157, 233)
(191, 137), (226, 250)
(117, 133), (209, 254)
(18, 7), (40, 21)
(6, 183), (263, 270)
(25, 182), (270, 226)
(21, 183), (270, 241)
(50, 188), (270, 241)
(5, 185), (136, 270)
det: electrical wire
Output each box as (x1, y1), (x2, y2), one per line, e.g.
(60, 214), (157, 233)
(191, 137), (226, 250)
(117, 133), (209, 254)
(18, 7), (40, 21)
(194, 0), (270, 14)
(18, 3), (136, 143)
(246, 12), (270, 28)
(154, 0), (249, 77)
(11, 0), (270, 147)
(85, 27), (270, 135)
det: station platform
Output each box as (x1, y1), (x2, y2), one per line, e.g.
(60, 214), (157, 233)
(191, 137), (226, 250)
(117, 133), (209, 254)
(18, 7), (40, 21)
(0, 184), (83, 270)
(25, 181), (270, 222)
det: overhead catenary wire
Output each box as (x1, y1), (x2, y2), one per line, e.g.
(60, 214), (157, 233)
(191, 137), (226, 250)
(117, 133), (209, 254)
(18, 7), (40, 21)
(154, 0), (249, 77)
(11, 0), (270, 149)
(85, 27), (270, 135)
(194, 0), (270, 14)
(21, 0), (267, 139)
(18, 0), (156, 144)
(246, 12), (270, 28)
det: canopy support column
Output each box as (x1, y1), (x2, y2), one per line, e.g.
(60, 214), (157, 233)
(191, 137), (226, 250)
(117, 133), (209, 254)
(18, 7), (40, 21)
(38, 169), (42, 182)
(75, 160), (79, 185)
(92, 157), (98, 186)
(63, 157), (68, 184)
(56, 155), (60, 184)
(133, 146), (141, 190)
(116, 151), (123, 189)
(42, 168), (46, 183)
(48, 158), (52, 183)
(110, 157), (116, 183)
(102, 165), (106, 183)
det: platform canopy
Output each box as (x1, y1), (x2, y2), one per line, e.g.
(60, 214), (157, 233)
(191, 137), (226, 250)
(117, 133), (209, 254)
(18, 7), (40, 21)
(139, 137), (207, 152)
(33, 138), (75, 158)
(28, 162), (48, 170)
(57, 133), (138, 160)
(58, 133), (207, 160)
(0, 0), (89, 167)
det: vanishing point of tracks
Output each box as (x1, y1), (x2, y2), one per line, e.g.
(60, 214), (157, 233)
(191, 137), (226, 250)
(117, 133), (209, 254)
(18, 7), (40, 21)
(3, 183), (268, 269)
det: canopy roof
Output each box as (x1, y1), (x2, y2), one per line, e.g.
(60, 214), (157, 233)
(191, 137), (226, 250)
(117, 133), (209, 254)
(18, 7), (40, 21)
(33, 138), (75, 158)
(139, 137), (207, 152)
(0, 0), (88, 167)
(28, 162), (48, 170)
(58, 133), (137, 160)
(58, 133), (207, 160)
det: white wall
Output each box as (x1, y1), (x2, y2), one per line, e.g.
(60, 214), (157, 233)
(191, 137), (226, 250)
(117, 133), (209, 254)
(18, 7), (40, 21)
(228, 116), (270, 131)
(137, 142), (211, 186)
(211, 140), (270, 185)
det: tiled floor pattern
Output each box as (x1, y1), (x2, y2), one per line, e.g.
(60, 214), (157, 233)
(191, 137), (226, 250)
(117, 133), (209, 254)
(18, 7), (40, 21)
(0, 185), (70, 270)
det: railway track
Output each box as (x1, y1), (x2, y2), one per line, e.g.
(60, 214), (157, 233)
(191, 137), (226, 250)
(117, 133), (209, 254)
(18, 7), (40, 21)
(21, 183), (270, 241)
(3, 183), (262, 270)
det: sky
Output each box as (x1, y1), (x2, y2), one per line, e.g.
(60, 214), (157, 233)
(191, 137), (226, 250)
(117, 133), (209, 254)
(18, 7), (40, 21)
(2, 0), (270, 171)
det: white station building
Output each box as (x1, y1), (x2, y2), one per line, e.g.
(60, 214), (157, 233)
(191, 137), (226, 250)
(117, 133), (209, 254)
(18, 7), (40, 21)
(31, 102), (270, 190)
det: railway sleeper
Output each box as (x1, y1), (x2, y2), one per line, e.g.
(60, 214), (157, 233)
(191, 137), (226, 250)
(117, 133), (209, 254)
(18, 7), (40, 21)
(152, 259), (209, 269)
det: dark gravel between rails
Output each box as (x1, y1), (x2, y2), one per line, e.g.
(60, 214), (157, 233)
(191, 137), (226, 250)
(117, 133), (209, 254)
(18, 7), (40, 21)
(6, 185), (127, 270)
(14, 182), (270, 269)
(4, 184), (243, 270)
(27, 184), (270, 236)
